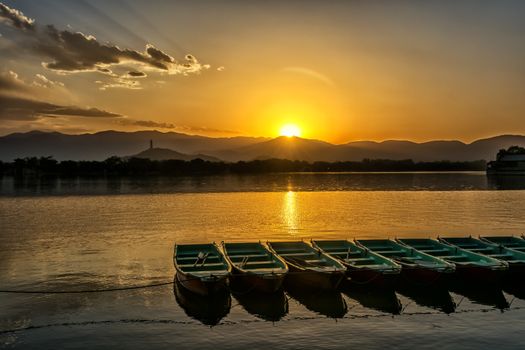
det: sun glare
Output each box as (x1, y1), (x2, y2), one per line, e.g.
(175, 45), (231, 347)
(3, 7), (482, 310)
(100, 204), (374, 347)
(280, 124), (301, 137)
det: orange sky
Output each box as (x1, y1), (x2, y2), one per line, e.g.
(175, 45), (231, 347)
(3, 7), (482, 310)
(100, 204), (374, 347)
(1, 1), (525, 143)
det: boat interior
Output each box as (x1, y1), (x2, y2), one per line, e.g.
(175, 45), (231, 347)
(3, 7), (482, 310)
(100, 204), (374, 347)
(268, 242), (340, 269)
(313, 240), (396, 270)
(176, 244), (229, 273)
(482, 236), (525, 253)
(442, 237), (525, 264)
(223, 242), (286, 271)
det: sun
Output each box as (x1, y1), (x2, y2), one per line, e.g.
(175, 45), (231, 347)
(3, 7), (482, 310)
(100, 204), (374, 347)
(280, 124), (301, 137)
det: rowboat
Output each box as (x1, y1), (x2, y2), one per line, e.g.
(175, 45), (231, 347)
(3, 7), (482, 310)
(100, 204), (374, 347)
(439, 237), (514, 284)
(481, 236), (525, 253)
(312, 239), (401, 289)
(222, 241), (288, 294)
(173, 243), (232, 296)
(400, 237), (506, 284)
(267, 241), (346, 290)
(356, 239), (454, 286)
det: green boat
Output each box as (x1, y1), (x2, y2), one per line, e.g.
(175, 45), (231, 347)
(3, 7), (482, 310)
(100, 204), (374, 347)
(312, 239), (401, 289)
(356, 239), (454, 286)
(481, 236), (525, 253)
(222, 242), (288, 294)
(440, 237), (515, 284)
(398, 237), (508, 284)
(267, 241), (346, 290)
(173, 243), (232, 296)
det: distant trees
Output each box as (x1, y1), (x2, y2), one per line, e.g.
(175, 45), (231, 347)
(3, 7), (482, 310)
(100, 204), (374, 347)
(497, 146), (525, 160)
(0, 156), (487, 177)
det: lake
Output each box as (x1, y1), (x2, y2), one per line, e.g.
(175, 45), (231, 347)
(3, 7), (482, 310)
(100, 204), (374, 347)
(1, 172), (525, 349)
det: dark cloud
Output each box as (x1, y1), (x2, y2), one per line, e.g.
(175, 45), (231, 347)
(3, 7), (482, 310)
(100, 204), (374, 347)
(120, 119), (176, 129)
(0, 2), (34, 31)
(127, 71), (147, 78)
(0, 3), (209, 77)
(0, 94), (121, 121)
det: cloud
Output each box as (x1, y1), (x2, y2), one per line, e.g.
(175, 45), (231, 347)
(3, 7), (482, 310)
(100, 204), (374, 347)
(0, 70), (29, 92)
(0, 2), (34, 31)
(119, 119), (176, 129)
(0, 94), (121, 121)
(126, 71), (147, 78)
(282, 67), (335, 87)
(33, 74), (65, 88)
(96, 78), (142, 90)
(0, 2), (210, 81)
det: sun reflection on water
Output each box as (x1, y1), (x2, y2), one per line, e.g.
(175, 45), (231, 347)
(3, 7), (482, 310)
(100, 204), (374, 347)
(282, 190), (299, 234)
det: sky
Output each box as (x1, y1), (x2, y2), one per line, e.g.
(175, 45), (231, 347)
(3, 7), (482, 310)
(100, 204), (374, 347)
(1, 0), (524, 143)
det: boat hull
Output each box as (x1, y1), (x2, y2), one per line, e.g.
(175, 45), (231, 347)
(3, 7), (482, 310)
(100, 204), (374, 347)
(346, 268), (399, 290)
(230, 269), (285, 294)
(176, 270), (229, 296)
(284, 264), (345, 291)
(399, 267), (450, 288)
(453, 265), (505, 285)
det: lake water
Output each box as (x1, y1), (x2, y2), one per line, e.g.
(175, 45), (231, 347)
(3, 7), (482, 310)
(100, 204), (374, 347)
(1, 172), (525, 349)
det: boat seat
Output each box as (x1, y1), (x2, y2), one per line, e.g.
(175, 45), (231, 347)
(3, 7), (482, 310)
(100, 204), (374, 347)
(420, 248), (450, 254)
(487, 253), (513, 259)
(444, 255), (470, 262)
(279, 252), (317, 257)
(348, 257), (376, 266)
(374, 249), (406, 256)
(228, 253), (267, 259)
(354, 264), (397, 270)
(241, 261), (281, 269)
(468, 247), (494, 253)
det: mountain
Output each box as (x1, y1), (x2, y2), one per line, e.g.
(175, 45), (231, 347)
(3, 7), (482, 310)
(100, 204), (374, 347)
(0, 130), (267, 161)
(1, 130), (525, 162)
(129, 147), (221, 162)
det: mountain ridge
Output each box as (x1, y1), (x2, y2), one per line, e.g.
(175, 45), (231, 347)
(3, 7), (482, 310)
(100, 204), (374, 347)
(1, 130), (525, 162)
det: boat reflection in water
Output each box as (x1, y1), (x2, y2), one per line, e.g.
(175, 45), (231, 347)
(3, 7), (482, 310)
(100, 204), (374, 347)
(285, 283), (348, 318)
(343, 287), (402, 315)
(450, 281), (509, 311)
(397, 285), (456, 314)
(174, 276), (231, 326)
(232, 290), (289, 321)
(487, 175), (525, 190)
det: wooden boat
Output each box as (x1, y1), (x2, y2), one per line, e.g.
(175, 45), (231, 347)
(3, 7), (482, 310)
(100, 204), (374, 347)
(222, 241), (288, 294)
(439, 237), (513, 284)
(173, 243), (232, 296)
(400, 237), (506, 284)
(312, 239), (401, 289)
(267, 241), (346, 290)
(356, 239), (454, 286)
(481, 236), (525, 253)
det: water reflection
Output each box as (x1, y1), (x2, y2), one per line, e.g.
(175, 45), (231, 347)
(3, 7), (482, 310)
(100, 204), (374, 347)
(173, 278), (231, 326)
(449, 282), (509, 310)
(282, 191), (298, 233)
(396, 285), (456, 314)
(343, 288), (402, 315)
(285, 284), (348, 318)
(233, 290), (288, 321)
(4, 172), (525, 196)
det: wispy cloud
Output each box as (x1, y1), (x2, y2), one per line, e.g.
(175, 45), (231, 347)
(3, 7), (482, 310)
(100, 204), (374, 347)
(282, 67), (335, 87)
(0, 3), (34, 31)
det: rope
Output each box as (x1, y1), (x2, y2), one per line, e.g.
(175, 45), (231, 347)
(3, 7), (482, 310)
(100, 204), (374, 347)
(0, 281), (175, 294)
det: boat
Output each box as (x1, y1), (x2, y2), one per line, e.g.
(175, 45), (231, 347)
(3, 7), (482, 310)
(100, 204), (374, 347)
(312, 239), (401, 289)
(173, 243), (232, 296)
(486, 146), (525, 175)
(439, 237), (513, 284)
(400, 237), (506, 284)
(481, 236), (525, 253)
(222, 241), (288, 294)
(267, 241), (347, 290)
(356, 239), (454, 286)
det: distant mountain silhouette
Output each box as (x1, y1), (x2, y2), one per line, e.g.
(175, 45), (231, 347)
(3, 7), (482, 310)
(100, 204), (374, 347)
(130, 147), (221, 162)
(1, 130), (525, 162)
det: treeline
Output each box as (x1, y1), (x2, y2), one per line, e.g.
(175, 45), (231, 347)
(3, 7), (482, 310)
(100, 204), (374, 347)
(0, 156), (487, 177)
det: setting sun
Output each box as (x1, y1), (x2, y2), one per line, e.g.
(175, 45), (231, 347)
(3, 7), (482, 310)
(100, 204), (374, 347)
(280, 124), (301, 137)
